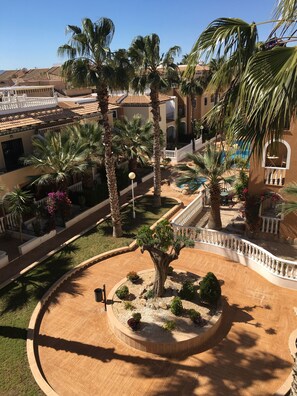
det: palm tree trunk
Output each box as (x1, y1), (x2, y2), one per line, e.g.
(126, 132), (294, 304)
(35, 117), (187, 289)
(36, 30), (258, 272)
(97, 86), (122, 238)
(150, 88), (162, 208)
(208, 183), (222, 230)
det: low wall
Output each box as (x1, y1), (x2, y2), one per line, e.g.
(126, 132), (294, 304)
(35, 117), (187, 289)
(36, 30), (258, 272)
(18, 230), (57, 255)
(142, 171), (154, 183)
(195, 242), (297, 290)
(65, 199), (110, 228)
(0, 250), (8, 269)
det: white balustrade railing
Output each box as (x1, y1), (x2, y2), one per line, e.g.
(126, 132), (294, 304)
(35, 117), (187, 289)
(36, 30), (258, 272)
(164, 136), (216, 163)
(0, 212), (19, 233)
(0, 96), (58, 115)
(172, 224), (297, 283)
(171, 190), (205, 226)
(264, 167), (286, 186)
(261, 216), (280, 234)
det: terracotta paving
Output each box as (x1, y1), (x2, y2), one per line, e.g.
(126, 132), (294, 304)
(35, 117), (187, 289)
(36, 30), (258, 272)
(36, 248), (297, 396)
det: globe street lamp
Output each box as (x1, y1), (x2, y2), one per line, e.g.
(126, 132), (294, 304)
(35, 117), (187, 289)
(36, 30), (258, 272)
(128, 172), (136, 219)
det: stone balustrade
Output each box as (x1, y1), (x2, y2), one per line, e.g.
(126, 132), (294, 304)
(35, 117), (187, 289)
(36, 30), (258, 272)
(172, 224), (297, 289)
(0, 96), (58, 114)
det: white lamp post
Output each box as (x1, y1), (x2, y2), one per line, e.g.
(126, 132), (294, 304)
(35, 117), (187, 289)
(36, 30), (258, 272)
(128, 172), (136, 219)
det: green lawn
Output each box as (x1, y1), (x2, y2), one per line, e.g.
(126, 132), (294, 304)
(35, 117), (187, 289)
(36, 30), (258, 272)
(0, 196), (177, 395)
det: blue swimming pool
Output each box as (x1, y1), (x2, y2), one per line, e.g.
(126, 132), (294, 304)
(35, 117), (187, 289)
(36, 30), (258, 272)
(176, 177), (207, 191)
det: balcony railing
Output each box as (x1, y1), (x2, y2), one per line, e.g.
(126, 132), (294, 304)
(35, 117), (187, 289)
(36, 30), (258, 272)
(260, 216), (280, 234)
(264, 167), (286, 186)
(0, 96), (58, 115)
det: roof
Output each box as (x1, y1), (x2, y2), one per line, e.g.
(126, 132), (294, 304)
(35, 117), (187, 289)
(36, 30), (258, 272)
(109, 93), (172, 105)
(0, 101), (119, 133)
(178, 64), (209, 72)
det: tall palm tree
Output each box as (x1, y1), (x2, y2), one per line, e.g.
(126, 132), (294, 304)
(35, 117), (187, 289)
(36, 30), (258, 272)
(24, 130), (89, 191)
(177, 144), (234, 230)
(280, 183), (297, 215)
(58, 17), (132, 237)
(186, 0), (297, 153)
(129, 34), (180, 207)
(180, 76), (204, 138)
(113, 115), (153, 172)
(4, 188), (33, 241)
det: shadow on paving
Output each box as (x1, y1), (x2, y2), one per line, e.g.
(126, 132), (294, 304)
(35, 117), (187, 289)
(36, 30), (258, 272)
(0, 297), (287, 396)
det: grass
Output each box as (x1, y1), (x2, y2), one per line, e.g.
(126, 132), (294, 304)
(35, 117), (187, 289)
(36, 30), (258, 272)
(0, 196), (177, 395)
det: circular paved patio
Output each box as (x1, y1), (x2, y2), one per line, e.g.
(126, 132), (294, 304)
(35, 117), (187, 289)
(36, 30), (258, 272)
(35, 248), (297, 395)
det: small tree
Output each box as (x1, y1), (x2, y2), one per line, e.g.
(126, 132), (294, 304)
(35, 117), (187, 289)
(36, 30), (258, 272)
(136, 220), (194, 297)
(199, 272), (221, 305)
(4, 187), (33, 241)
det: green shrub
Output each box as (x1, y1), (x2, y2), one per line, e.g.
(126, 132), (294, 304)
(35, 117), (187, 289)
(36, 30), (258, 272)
(163, 320), (176, 331)
(126, 271), (140, 283)
(124, 302), (135, 310)
(145, 289), (155, 299)
(179, 281), (195, 301)
(115, 285), (129, 300)
(132, 312), (141, 322)
(170, 297), (183, 316)
(188, 309), (201, 322)
(199, 272), (221, 305)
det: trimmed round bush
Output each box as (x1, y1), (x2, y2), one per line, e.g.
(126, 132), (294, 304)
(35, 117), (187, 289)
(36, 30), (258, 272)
(179, 281), (195, 301)
(199, 272), (221, 305)
(115, 285), (129, 300)
(170, 297), (183, 316)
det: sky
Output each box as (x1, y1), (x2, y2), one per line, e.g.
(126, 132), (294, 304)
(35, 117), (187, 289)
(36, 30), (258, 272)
(0, 0), (277, 70)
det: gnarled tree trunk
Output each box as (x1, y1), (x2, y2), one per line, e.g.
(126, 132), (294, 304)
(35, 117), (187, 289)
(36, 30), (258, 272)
(142, 246), (179, 297)
(98, 86), (122, 237)
(150, 88), (162, 208)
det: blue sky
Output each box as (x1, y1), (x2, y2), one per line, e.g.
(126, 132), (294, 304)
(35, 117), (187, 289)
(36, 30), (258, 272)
(0, 0), (276, 70)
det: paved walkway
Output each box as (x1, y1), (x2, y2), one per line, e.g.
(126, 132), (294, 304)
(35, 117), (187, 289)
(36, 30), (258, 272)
(36, 248), (297, 396)
(0, 172), (194, 287)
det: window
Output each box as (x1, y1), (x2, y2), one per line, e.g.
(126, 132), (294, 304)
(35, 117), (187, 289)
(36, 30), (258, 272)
(2, 138), (24, 171)
(204, 97), (208, 106)
(211, 94), (215, 103)
(112, 110), (117, 119)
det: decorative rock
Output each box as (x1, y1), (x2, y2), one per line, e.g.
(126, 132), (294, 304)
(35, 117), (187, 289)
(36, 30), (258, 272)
(158, 301), (167, 310)
(139, 299), (146, 306)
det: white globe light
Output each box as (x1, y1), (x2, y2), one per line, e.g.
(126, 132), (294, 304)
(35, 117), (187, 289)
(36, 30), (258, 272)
(128, 172), (136, 180)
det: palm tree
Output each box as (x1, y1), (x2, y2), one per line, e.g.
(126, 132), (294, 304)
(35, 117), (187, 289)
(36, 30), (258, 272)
(58, 17), (132, 237)
(177, 144), (234, 230)
(180, 76), (204, 138)
(186, 0), (297, 153)
(129, 34), (180, 207)
(69, 122), (105, 187)
(280, 183), (297, 215)
(24, 130), (89, 191)
(4, 187), (33, 241)
(113, 115), (153, 172)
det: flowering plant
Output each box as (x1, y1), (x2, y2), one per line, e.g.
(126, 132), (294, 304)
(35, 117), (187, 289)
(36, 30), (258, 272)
(46, 191), (72, 217)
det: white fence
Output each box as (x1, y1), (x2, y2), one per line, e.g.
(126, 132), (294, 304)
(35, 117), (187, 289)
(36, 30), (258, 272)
(264, 167), (286, 186)
(0, 96), (58, 115)
(0, 212), (19, 233)
(164, 136), (219, 163)
(172, 224), (297, 289)
(142, 171), (154, 183)
(171, 190), (205, 226)
(260, 216), (281, 234)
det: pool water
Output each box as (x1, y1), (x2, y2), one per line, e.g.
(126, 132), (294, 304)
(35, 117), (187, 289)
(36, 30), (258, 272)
(176, 177), (207, 190)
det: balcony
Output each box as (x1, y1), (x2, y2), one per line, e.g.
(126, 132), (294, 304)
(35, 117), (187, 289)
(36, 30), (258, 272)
(0, 95), (58, 115)
(264, 167), (286, 186)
